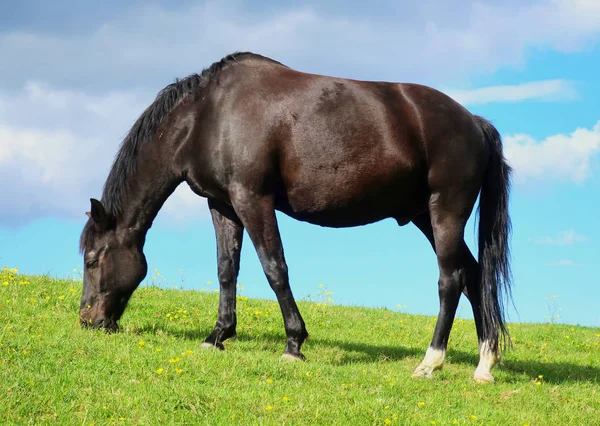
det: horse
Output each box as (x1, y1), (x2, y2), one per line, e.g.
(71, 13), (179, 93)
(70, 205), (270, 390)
(79, 52), (512, 382)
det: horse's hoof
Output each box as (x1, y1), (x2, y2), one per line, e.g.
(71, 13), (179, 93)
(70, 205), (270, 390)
(281, 352), (305, 362)
(200, 341), (224, 351)
(200, 342), (216, 350)
(473, 369), (495, 383)
(412, 366), (434, 379)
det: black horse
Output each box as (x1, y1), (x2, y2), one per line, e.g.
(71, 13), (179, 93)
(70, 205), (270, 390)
(80, 52), (512, 382)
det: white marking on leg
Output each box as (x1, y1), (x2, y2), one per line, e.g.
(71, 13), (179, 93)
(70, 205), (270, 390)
(473, 340), (500, 383)
(412, 346), (446, 379)
(200, 342), (217, 350)
(280, 353), (303, 362)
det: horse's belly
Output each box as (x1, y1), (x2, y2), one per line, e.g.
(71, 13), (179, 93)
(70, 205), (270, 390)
(278, 204), (401, 228)
(275, 171), (426, 228)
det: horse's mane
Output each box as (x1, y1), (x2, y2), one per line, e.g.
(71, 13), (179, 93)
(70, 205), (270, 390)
(80, 52), (284, 253)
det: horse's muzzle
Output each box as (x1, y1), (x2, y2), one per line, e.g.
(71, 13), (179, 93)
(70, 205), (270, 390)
(79, 313), (119, 332)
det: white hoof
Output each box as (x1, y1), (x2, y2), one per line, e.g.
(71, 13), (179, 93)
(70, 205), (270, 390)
(281, 353), (303, 362)
(412, 347), (445, 379)
(474, 340), (499, 383)
(473, 368), (495, 383)
(412, 365), (434, 379)
(200, 342), (217, 350)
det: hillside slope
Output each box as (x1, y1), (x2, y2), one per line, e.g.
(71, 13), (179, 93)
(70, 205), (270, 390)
(1, 269), (598, 425)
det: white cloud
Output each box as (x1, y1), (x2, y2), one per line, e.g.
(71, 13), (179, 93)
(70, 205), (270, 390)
(1, 1), (600, 91)
(0, 83), (208, 225)
(504, 121), (600, 183)
(534, 229), (588, 245)
(445, 80), (577, 106)
(157, 185), (209, 228)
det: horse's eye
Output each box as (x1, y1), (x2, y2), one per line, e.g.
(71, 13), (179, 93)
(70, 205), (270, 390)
(86, 260), (98, 269)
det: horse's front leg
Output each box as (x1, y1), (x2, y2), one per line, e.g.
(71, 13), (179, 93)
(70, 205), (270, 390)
(231, 193), (308, 360)
(201, 199), (244, 350)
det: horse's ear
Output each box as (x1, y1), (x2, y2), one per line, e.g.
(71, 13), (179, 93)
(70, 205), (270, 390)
(88, 198), (110, 231)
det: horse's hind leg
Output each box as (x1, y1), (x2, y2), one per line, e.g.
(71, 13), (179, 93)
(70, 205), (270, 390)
(412, 212), (491, 380)
(411, 197), (474, 378)
(230, 193), (308, 360)
(462, 263), (501, 382)
(201, 199), (244, 350)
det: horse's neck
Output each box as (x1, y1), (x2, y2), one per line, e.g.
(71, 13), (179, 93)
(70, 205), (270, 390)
(112, 90), (203, 238)
(116, 150), (182, 236)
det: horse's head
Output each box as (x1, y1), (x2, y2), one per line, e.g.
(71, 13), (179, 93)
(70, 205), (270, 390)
(79, 198), (147, 331)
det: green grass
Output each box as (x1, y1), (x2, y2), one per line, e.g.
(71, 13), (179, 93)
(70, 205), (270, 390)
(1, 268), (599, 425)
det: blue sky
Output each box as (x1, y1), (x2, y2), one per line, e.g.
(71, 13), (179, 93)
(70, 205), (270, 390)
(1, 0), (599, 327)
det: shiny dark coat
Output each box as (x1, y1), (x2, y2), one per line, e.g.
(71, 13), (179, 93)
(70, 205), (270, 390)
(80, 52), (512, 365)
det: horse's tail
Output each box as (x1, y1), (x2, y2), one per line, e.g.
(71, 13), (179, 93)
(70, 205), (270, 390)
(474, 115), (513, 352)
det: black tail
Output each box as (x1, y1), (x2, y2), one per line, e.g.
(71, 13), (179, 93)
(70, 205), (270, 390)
(474, 115), (513, 353)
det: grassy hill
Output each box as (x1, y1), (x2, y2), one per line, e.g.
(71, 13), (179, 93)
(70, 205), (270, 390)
(1, 267), (598, 425)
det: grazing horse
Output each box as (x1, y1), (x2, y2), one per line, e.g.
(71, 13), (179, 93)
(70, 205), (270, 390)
(79, 52), (512, 382)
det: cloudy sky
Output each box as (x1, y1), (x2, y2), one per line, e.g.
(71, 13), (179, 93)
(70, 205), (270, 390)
(1, 0), (599, 327)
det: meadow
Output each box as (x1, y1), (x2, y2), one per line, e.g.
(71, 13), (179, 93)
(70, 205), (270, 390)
(1, 266), (598, 425)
